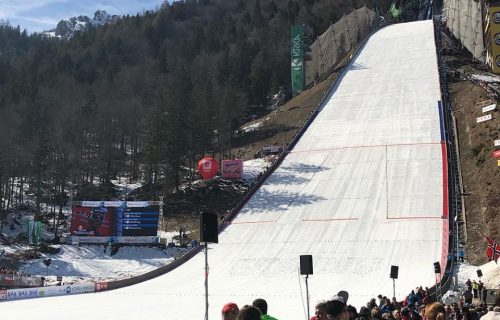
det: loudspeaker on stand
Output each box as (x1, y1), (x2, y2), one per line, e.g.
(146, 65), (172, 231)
(433, 262), (441, 274)
(390, 265), (399, 279)
(200, 212), (218, 243)
(300, 255), (313, 275)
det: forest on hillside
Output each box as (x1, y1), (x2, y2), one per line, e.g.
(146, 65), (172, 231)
(0, 0), (393, 216)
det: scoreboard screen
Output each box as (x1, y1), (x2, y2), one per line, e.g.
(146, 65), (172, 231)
(116, 206), (159, 236)
(71, 201), (160, 237)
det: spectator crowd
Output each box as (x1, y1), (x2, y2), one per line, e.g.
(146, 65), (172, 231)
(220, 286), (500, 320)
(0, 267), (30, 277)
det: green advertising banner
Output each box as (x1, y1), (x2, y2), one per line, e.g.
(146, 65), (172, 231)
(27, 220), (42, 245)
(34, 221), (42, 245)
(291, 25), (304, 94)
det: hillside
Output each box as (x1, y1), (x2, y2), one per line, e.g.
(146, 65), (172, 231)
(0, 0), (393, 219)
(155, 70), (340, 242)
(5, 20), (500, 320)
(442, 42), (500, 264)
(2, 27), (497, 271)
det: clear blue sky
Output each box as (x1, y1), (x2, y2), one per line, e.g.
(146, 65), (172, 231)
(0, 0), (167, 33)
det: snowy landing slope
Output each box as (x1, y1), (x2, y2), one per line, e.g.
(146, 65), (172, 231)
(1, 21), (445, 320)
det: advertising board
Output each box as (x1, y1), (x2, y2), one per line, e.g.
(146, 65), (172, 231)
(489, 7), (500, 73)
(482, 104), (497, 113)
(68, 236), (158, 244)
(0, 289), (6, 300)
(4, 283), (95, 301)
(291, 25), (304, 94)
(476, 114), (492, 123)
(96, 282), (108, 291)
(221, 160), (243, 179)
(70, 201), (160, 240)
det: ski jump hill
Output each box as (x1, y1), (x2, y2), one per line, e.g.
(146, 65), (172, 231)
(2, 20), (448, 319)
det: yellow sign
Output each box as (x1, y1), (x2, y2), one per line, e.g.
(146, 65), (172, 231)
(498, 160), (500, 167)
(488, 7), (500, 73)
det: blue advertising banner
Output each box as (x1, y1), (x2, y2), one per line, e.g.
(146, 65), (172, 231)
(115, 206), (159, 236)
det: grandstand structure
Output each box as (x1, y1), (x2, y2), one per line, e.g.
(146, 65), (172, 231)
(2, 20), (451, 320)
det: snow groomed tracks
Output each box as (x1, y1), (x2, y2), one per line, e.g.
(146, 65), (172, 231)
(2, 20), (446, 320)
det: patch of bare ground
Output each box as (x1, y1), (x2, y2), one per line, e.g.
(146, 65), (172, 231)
(444, 48), (500, 264)
(231, 74), (337, 161)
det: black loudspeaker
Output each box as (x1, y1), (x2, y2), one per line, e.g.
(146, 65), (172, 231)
(300, 255), (313, 275)
(477, 269), (483, 278)
(434, 262), (441, 274)
(390, 265), (399, 279)
(200, 212), (218, 243)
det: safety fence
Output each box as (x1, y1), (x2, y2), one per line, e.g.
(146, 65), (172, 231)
(442, 0), (485, 62)
(305, 6), (379, 86)
(427, 15), (464, 301)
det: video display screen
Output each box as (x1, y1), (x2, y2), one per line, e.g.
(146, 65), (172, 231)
(71, 202), (159, 237)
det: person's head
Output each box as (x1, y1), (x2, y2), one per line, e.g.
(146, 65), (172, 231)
(347, 305), (358, 320)
(460, 306), (469, 320)
(445, 305), (452, 315)
(411, 310), (422, 320)
(252, 298), (268, 315)
(393, 309), (401, 320)
(359, 306), (370, 319)
(222, 302), (239, 320)
(371, 307), (382, 319)
(423, 303), (446, 320)
(401, 307), (411, 319)
(315, 301), (328, 320)
(326, 296), (348, 320)
(236, 305), (261, 320)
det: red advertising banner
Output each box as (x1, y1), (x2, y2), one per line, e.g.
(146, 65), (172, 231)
(441, 219), (449, 276)
(70, 206), (114, 236)
(493, 149), (500, 158)
(221, 160), (243, 179)
(0, 289), (7, 300)
(95, 282), (108, 291)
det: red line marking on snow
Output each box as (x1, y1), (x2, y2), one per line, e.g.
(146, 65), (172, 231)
(302, 217), (359, 221)
(230, 220), (277, 225)
(289, 142), (440, 154)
